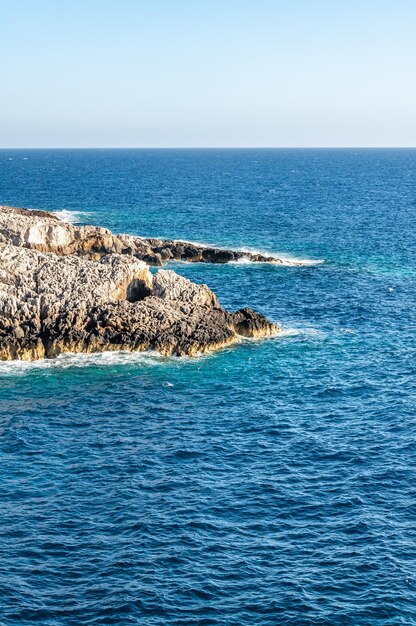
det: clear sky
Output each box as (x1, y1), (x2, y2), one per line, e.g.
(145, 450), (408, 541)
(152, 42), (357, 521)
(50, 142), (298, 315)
(1, 0), (415, 148)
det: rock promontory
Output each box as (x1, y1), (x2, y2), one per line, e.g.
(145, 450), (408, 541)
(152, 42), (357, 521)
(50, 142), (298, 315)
(0, 206), (279, 360)
(0, 205), (303, 265)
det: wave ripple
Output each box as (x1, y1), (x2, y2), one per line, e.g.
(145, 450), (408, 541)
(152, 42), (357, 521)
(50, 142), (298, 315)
(1, 148), (416, 625)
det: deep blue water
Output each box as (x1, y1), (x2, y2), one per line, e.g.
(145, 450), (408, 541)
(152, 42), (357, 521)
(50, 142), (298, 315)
(1, 149), (416, 625)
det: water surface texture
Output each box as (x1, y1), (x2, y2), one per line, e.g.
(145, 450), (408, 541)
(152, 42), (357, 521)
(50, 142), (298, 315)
(1, 149), (416, 625)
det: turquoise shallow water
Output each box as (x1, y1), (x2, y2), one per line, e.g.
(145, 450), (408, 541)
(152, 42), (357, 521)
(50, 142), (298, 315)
(1, 149), (416, 625)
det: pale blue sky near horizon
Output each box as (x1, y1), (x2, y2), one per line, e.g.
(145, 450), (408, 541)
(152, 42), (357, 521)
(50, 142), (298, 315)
(1, 0), (415, 148)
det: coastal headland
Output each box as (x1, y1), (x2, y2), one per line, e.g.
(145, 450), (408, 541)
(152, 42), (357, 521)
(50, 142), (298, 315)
(0, 205), (280, 360)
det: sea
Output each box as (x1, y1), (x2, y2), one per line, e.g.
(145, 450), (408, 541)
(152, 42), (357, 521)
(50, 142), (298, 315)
(0, 148), (415, 625)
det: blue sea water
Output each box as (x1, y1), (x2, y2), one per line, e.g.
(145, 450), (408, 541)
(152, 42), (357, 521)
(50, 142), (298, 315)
(0, 148), (416, 625)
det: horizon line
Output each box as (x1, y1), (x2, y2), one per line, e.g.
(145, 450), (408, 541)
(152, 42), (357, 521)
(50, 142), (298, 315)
(1, 146), (416, 151)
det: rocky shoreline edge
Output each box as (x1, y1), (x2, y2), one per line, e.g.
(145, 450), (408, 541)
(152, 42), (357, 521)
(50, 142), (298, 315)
(0, 205), (280, 361)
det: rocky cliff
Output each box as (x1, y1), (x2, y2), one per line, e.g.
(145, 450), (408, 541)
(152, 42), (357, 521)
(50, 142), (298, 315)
(0, 205), (302, 265)
(0, 206), (279, 360)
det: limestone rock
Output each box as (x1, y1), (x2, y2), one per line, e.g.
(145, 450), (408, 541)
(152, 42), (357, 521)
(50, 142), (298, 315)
(0, 205), (303, 265)
(0, 206), (280, 360)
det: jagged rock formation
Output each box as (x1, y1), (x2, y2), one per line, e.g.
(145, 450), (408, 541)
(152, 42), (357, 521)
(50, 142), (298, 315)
(0, 206), (279, 360)
(0, 205), (302, 266)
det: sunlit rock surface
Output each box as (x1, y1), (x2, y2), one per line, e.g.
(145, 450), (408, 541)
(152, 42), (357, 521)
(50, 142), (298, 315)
(0, 206), (279, 360)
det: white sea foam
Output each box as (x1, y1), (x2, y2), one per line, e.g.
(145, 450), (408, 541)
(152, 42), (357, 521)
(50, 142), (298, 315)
(0, 350), (166, 376)
(238, 247), (325, 266)
(171, 239), (324, 267)
(278, 326), (325, 338)
(234, 326), (326, 348)
(271, 254), (324, 267)
(53, 209), (94, 225)
(232, 251), (324, 267)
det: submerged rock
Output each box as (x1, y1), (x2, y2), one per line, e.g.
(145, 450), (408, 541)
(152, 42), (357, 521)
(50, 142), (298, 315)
(0, 206), (279, 360)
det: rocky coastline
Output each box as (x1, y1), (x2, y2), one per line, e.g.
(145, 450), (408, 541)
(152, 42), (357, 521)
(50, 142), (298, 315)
(0, 205), (303, 266)
(0, 205), (279, 360)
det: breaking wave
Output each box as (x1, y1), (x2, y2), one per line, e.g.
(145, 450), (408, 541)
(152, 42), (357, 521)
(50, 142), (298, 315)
(0, 350), (166, 376)
(53, 209), (94, 224)
(277, 326), (326, 338)
(171, 239), (324, 266)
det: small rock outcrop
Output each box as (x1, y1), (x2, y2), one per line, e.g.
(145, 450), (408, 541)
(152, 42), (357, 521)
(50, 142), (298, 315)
(0, 206), (279, 360)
